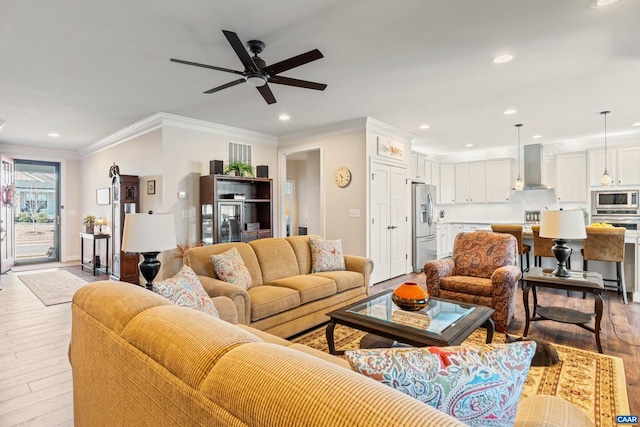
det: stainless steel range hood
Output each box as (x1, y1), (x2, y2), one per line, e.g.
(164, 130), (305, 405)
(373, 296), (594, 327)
(523, 143), (553, 190)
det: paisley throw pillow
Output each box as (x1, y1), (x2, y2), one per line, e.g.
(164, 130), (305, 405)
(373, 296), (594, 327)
(345, 341), (536, 426)
(152, 265), (218, 317)
(210, 247), (253, 290)
(309, 237), (346, 273)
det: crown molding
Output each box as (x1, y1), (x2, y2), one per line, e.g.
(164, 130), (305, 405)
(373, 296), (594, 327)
(278, 117), (367, 146)
(78, 112), (278, 157)
(365, 117), (415, 141)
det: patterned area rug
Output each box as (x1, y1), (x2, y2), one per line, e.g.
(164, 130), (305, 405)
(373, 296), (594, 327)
(292, 324), (630, 427)
(17, 269), (89, 306)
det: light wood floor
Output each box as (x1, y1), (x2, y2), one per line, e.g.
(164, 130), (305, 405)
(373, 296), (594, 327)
(0, 267), (638, 426)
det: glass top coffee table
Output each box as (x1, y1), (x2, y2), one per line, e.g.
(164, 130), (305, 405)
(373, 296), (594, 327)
(325, 289), (495, 355)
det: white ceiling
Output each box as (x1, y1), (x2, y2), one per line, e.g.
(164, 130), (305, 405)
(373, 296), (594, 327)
(1, 0), (639, 157)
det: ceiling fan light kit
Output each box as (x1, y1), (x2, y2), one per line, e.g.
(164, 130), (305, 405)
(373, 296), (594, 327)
(171, 30), (326, 105)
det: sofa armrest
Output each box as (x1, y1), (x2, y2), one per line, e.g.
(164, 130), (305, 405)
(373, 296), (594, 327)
(198, 276), (251, 325)
(344, 255), (374, 295)
(210, 296), (238, 324)
(424, 259), (455, 296)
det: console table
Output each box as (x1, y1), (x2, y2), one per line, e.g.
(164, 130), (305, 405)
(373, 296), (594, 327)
(523, 267), (604, 353)
(80, 233), (110, 276)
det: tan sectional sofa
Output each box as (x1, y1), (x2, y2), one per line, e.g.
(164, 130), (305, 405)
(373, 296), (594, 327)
(69, 282), (594, 427)
(183, 235), (373, 338)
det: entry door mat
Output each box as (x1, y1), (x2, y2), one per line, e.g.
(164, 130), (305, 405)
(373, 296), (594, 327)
(17, 269), (89, 306)
(293, 325), (629, 427)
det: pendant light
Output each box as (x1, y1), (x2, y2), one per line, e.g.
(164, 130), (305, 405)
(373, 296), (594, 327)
(600, 111), (612, 187)
(514, 124), (524, 191)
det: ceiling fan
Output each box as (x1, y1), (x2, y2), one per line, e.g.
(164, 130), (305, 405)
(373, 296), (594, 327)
(170, 30), (327, 105)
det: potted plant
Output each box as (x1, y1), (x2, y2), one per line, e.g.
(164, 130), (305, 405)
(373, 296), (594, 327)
(82, 214), (96, 234)
(224, 160), (254, 177)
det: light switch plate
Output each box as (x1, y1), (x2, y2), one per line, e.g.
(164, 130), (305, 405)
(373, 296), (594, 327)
(348, 209), (360, 218)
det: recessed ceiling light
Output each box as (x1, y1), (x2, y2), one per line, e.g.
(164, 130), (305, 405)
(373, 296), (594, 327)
(278, 114), (290, 121)
(419, 124), (430, 129)
(632, 122), (640, 127)
(532, 135), (542, 139)
(465, 143), (473, 147)
(592, 0), (621, 8)
(493, 54), (513, 64)
(503, 109), (517, 115)
(48, 132), (60, 137)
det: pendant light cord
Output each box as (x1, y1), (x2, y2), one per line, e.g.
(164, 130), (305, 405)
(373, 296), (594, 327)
(516, 124), (523, 178)
(601, 111), (610, 173)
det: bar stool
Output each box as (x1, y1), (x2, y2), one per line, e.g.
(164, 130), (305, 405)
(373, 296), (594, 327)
(491, 224), (530, 273)
(532, 225), (571, 269)
(582, 226), (627, 304)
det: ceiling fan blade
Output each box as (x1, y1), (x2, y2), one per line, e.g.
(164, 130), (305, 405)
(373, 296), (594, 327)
(170, 58), (244, 75)
(256, 84), (277, 104)
(269, 76), (327, 91)
(264, 49), (324, 75)
(222, 30), (258, 72)
(203, 78), (245, 94)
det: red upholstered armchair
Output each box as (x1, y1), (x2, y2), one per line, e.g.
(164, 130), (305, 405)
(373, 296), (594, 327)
(424, 231), (521, 333)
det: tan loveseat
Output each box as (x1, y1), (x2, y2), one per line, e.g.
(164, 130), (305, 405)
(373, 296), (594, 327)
(183, 235), (373, 338)
(69, 282), (594, 427)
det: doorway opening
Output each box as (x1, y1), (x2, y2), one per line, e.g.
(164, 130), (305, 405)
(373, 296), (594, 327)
(14, 160), (60, 265)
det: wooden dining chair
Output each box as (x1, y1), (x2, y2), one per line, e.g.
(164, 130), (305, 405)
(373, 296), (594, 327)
(582, 226), (627, 304)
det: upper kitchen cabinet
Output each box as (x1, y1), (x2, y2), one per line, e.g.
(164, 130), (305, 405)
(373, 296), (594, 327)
(454, 162), (485, 203)
(410, 153), (436, 185)
(556, 152), (587, 202)
(617, 147), (640, 186)
(439, 164), (455, 204)
(588, 146), (640, 187)
(485, 159), (512, 203)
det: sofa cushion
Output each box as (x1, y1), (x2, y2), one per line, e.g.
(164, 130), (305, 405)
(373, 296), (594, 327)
(249, 238), (300, 283)
(268, 275), (337, 304)
(184, 242), (264, 287)
(210, 247), (253, 290)
(286, 235), (322, 274)
(440, 276), (493, 297)
(309, 237), (346, 272)
(152, 266), (219, 317)
(345, 341), (536, 426)
(313, 270), (364, 293)
(247, 285), (301, 321)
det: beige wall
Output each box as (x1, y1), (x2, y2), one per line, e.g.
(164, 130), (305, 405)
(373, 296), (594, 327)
(79, 123), (278, 279)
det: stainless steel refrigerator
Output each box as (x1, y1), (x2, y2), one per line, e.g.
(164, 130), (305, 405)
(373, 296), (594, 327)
(412, 183), (437, 273)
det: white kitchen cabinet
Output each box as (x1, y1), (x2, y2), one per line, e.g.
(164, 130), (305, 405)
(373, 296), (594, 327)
(439, 164), (455, 204)
(410, 153), (428, 183)
(485, 159), (512, 202)
(617, 147), (640, 186)
(454, 162), (485, 203)
(450, 223), (464, 252)
(588, 149), (615, 187)
(556, 152), (587, 203)
(437, 223), (450, 258)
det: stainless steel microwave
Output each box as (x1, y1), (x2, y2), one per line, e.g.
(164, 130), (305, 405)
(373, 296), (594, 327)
(592, 190), (639, 210)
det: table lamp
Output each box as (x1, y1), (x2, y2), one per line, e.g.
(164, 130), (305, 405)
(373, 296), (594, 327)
(121, 212), (177, 290)
(539, 210), (586, 277)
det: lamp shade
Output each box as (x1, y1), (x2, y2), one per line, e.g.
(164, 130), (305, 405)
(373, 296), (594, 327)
(539, 210), (586, 240)
(121, 213), (177, 253)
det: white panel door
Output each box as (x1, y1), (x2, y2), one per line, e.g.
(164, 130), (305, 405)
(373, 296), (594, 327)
(370, 162), (390, 282)
(389, 166), (408, 278)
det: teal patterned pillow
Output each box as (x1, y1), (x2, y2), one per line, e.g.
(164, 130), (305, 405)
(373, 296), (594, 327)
(152, 265), (219, 317)
(309, 238), (346, 273)
(345, 342), (536, 426)
(210, 247), (253, 290)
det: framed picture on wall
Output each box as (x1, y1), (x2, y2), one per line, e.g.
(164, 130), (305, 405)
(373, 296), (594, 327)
(147, 180), (156, 195)
(96, 188), (110, 205)
(377, 136), (405, 160)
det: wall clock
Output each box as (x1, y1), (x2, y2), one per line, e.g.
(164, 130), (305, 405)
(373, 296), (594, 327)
(334, 166), (351, 188)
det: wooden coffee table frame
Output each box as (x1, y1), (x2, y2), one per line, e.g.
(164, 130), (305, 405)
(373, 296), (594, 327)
(325, 290), (494, 355)
(523, 267), (605, 353)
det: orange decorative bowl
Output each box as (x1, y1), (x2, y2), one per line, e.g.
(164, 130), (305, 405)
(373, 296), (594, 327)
(392, 282), (429, 311)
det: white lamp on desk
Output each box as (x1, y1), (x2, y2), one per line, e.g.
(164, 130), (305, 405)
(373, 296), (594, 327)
(539, 210), (587, 277)
(121, 212), (176, 290)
